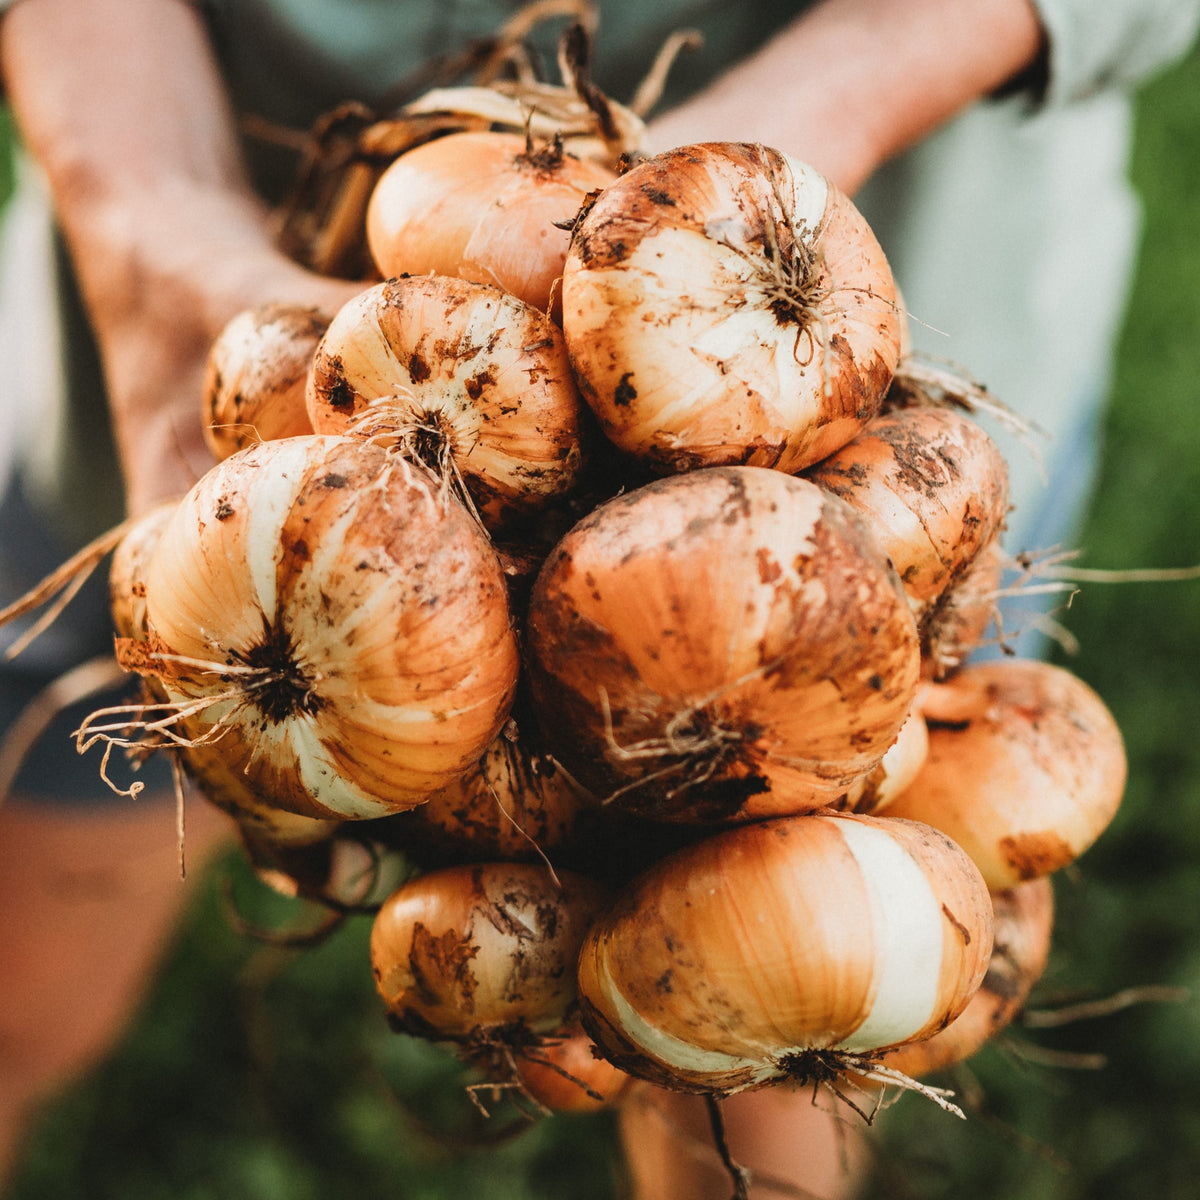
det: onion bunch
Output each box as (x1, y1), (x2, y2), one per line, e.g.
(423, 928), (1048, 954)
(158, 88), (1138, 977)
(58, 113), (1133, 1138)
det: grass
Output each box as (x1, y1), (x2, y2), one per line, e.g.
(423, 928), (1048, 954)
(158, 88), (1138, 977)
(4, 36), (1200, 1200)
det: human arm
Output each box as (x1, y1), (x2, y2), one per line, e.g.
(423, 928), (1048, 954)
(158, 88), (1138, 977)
(643, 0), (1046, 196)
(0, 0), (363, 517)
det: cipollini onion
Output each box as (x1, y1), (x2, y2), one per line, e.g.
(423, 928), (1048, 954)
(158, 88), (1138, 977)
(306, 275), (587, 529)
(525, 466), (921, 822)
(129, 434), (519, 820)
(369, 862), (608, 1043)
(885, 659), (1126, 888)
(365, 130), (616, 314)
(874, 876), (1054, 1079)
(575, 812), (993, 1097)
(803, 403), (1009, 615)
(202, 303), (328, 460)
(561, 142), (901, 474)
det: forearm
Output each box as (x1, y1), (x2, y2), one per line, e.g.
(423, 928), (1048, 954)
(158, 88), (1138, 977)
(0, 0), (355, 511)
(646, 0), (1045, 194)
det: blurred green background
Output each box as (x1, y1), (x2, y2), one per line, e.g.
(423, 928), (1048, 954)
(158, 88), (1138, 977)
(3, 37), (1200, 1200)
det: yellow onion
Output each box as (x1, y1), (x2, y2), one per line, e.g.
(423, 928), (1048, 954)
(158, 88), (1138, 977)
(134, 434), (519, 820)
(920, 535), (1005, 679)
(370, 862), (607, 1043)
(202, 303), (328, 460)
(306, 275), (587, 528)
(366, 130), (616, 314)
(525, 466), (921, 822)
(874, 876), (1054, 1079)
(804, 404), (1009, 613)
(885, 659), (1126, 888)
(561, 142), (901, 474)
(842, 701), (930, 814)
(576, 812), (993, 1095)
(108, 501), (180, 643)
(510, 1019), (636, 1113)
(402, 719), (594, 864)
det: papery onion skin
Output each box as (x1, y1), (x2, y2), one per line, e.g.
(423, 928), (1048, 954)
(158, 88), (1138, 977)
(804, 404), (1009, 611)
(511, 1020), (636, 1113)
(109, 501), (179, 643)
(203, 303), (327, 460)
(525, 466), (921, 823)
(561, 142), (901, 475)
(576, 812), (993, 1095)
(919, 535), (1005, 680)
(141, 435), (519, 820)
(306, 275), (587, 528)
(365, 130), (616, 314)
(875, 876), (1054, 1079)
(885, 659), (1126, 888)
(369, 862), (608, 1041)
(401, 719), (594, 864)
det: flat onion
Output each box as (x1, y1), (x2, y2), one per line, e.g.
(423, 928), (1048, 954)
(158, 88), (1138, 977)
(366, 130), (616, 313)
(133, 435), (519, 820)
(307, 275), (587, 529)
(576, 812), (993, 1096)
(525, 466), (921, 822)
(561, 142), (901, 474)
(886, 659), (1126, 888)
(369, 862), (607, 1043)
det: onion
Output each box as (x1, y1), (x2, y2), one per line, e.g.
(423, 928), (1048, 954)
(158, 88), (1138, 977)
(843, 701), (930, 814)
(885, 659), (1126, 888)
(306, 275), (587, 529)
(108, 501), (179, 643)
(525, 466), (921, 822)
(920, 535), (1005, 679)
(401, 718), (594, 864)
(129, 434), (519, 820)
(803, 404), (1009, 613)
(202, 303), (328, 460)
(369, 862), (608, 1043)
(511, 1019), (636, 1113)
(560, 142), (901, 474)
(365, 130), (616, 314)
(576, 812), (993, 1096)
(874, 876), (1054, 1079)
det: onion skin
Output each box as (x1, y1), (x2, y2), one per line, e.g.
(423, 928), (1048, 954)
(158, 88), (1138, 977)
(874, 876), (1054, 1079)
(886, 659), (1127, 888)
(804, 404), (1009, 611)
(109, 501), (178, 643)
(401, 720), (594, 864)
(576, 812), (993, 1095)
(202, 303), (327, 460)
(366, 130), (616, 313)
(525, 466), (921, 822)
(919, 535), (1005, 680)
(561, 142), (901, 474)
(511, 1020), (636, 1113)
(140, 435), (519, 820)
(306, 275), (587, 528)
(369, 862), (608, 1041)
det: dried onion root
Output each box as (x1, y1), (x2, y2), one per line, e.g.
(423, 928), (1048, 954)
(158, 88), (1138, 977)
(306, 275), (588, 530)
